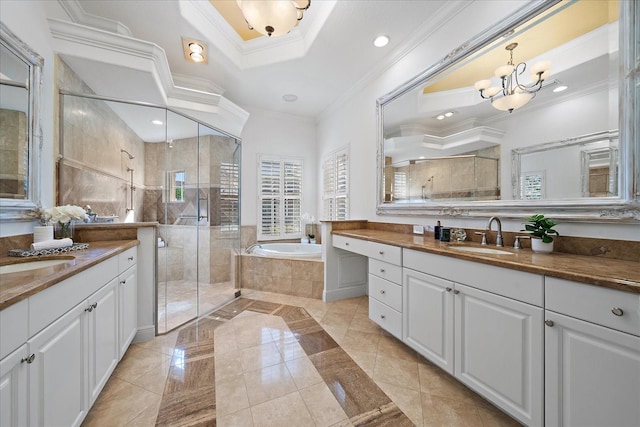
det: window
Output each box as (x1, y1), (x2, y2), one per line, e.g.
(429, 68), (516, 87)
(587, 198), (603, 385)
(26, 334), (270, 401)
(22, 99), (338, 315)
(220, 162), (239, 231)
(393, 171), (407, 200)
(165, 170), (185, 202)
(258, 156), (303, 239)
(323, 147), (349, 220)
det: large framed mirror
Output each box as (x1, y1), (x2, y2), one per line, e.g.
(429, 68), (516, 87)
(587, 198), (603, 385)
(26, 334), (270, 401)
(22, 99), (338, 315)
(377, 0), (639, 220)
(0, 22), (43, 221)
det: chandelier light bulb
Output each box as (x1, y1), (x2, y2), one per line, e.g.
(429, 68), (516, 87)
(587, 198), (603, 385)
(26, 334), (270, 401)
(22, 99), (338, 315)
(237, 0), (311, 37)
(475, 42), (548, 113)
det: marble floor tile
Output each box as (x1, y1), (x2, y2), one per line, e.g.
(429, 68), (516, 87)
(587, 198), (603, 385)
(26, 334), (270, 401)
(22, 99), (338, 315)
(243, 362), (298, 406)
(249, 391), (314, 427)
(84, 291), (523, 427)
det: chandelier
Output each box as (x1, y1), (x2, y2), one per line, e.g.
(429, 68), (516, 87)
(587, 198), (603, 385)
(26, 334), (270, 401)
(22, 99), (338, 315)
(474, 43), (550, 113)
(236, 0), (311, 38)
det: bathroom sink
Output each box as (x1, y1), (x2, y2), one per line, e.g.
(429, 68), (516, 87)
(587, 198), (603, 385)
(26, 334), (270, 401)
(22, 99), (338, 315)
(0, 257), (75, 274)
(450, 246), (514, 255)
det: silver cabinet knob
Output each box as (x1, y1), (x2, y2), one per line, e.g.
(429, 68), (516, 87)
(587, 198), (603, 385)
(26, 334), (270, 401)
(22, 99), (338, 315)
(379, 251), (384, 255)
(611, 307), (624, 316)
(21, 353), (35, 364)
(453, 289), (460, 294)
(380, 269), (385, 273)
(545, 320), (555, 327)
(380, 315), (386, 320)
(120, 280), (126, 285)
(128, 256), (134, 261)
(446, 287), (452, 292)
(380, 290), (385, 295)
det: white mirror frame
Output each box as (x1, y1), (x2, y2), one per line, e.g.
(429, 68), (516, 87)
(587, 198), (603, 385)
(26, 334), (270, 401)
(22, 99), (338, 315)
(376, 1), (639, 222)
(0, 22), (43, 221)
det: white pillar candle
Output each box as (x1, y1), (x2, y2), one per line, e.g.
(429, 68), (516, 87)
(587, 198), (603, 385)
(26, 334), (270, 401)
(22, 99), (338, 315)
(33, 225), (54, 243)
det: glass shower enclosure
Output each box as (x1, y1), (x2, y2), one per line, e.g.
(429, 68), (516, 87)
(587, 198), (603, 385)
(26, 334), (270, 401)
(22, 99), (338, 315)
(58, 92), (241, 335)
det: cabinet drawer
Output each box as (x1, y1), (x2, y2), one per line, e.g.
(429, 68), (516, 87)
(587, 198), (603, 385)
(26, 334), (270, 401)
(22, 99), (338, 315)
(29, 256), (118, 336)
(333, 235), (368, 256)
(369, 297), (402, 339)
(404, 249), (543, 306)
(365, 242), (401, 264)
(0, 299), (28, 360)
(369, 258), (402, 284)
(546, 277), (640, 336)
(118, 247), (137, 274)
(369, 274), (402, 312)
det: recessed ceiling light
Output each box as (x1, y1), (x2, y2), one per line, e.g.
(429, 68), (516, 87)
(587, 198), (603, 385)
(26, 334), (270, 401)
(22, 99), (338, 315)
(444, 111), (454, 117)
(282, 94), (298, 102)
(373, 35), (390, 48)
(152, 120), (164, 125)
(436, 115), (445, 120)
(553, 85), (568, 93)
(182, 38), (207, 64)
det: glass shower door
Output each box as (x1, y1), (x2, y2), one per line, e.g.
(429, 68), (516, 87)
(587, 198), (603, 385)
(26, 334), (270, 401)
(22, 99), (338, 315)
(197, 123), (241, 316)
(157, 110), (199, 333)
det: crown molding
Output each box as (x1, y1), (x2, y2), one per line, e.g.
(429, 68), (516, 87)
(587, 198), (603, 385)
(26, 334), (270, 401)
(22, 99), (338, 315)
(178, 0), (337, 70)
(56, 0), (132, 36)
(48, 18), (248, 136)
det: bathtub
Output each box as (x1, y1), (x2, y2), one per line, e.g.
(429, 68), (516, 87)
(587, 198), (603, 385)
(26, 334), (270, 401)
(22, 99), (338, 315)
(249, 243), (321, 259)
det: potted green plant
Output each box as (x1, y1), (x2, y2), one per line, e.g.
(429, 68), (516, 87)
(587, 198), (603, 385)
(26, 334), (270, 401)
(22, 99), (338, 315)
(522, 214), (559, 253)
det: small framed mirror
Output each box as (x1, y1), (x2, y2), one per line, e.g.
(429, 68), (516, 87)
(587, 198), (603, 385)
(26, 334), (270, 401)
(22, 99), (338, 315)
(0, 23), (43, 220)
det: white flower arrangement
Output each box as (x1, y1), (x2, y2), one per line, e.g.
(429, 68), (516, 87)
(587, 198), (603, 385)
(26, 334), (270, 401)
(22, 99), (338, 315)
(300, 212), (316, 224)
(32, 205), (87, 225)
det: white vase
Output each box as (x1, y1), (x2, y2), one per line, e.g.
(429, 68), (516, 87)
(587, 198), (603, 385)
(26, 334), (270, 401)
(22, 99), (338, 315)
(33, 225), (54, 243)
(531, 238), (554, 253)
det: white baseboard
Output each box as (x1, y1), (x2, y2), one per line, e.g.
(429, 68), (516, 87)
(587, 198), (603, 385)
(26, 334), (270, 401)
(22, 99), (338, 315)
(133, 325), (155, 343)
(323, 285), (366, 302)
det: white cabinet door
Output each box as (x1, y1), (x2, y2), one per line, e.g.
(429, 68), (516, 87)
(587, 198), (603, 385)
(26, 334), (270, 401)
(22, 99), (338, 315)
(455, 283), (543, 427)
(0, 345), (28, 427)
(403, 268), (454, 374)
(87, 278), (119, 406)
(545, 311), (640, 427)
(28, 302), (87, 427)
(119, 266), (137, 358)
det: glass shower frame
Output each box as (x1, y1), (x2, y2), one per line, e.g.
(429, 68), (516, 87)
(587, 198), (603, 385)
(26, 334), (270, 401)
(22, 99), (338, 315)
(58, 91), (242, 336)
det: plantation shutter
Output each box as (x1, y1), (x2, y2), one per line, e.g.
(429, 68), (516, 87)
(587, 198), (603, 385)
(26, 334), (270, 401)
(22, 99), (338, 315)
(220, 163), (239, 231)
(258, 156), (303, 239)
(322, 148), (349, 220)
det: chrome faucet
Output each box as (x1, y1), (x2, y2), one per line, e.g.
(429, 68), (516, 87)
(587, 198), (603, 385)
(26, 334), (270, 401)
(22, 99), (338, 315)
(486, 216), (503, 247)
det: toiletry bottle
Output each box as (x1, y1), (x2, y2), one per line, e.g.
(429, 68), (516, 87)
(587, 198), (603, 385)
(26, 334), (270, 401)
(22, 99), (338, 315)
(434, 221), (441, 240)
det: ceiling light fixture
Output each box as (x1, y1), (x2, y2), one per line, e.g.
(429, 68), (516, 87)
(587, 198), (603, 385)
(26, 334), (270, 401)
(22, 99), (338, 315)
(282, 94), (298, 102)
(373, 35), (390, 47)
(474, 42), (550, 113)
(553, 85), (568, 93)
(151, 120), (164, 125)
(236, 0), (311, 38)
(182, 39), (208, 63)
(435, 111), (454, 120)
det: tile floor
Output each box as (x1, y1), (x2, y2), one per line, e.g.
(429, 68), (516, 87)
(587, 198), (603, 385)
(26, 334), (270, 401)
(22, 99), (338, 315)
(82, 290), (521, 427)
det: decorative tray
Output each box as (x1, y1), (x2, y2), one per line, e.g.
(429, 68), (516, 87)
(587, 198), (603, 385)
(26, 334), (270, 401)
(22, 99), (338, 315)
(8, 243), (90, 257)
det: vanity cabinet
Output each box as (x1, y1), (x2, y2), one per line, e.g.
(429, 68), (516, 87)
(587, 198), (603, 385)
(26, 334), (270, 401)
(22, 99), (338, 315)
(403, 249), (543, 427)
(118, 247), (137, 358)
(544, 277), (640, 427)
(0, 344), (28, 427)
(403, 268), (454, 373)
(0, 247), (138, 427)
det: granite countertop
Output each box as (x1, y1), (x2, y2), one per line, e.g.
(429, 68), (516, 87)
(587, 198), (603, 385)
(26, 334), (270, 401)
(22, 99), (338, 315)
(333, 229), (640, 294)
(0, 240), (139, 310)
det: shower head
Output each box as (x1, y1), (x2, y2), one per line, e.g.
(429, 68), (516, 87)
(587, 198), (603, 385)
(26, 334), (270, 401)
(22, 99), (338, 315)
(121, 149), (135, 159)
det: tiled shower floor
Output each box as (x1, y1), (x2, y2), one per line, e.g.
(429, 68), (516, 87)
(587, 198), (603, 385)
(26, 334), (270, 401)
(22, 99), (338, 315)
(82, 290), (521, 426)
(157, 280), (238, 333)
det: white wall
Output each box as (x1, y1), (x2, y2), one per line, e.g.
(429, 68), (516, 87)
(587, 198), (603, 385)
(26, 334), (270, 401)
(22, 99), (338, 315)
(1, 0), (56, 236)
(316, 1), (638, 241)
(239, 106), (317, 228)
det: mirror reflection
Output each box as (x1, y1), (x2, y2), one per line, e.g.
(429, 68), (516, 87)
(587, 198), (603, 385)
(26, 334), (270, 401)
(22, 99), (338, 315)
(0, 22), (42, 214)
(380, 0), (620, 207)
